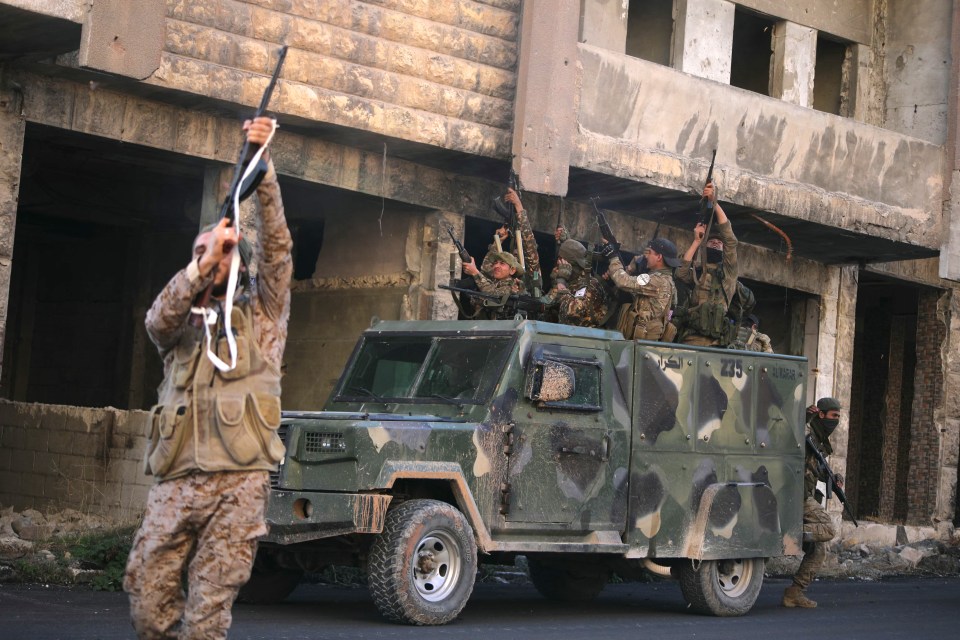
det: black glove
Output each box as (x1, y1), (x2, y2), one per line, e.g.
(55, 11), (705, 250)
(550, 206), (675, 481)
(598, 242), (618, 260)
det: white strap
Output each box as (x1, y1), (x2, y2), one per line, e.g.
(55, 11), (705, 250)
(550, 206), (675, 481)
(197, 119), (277, 372)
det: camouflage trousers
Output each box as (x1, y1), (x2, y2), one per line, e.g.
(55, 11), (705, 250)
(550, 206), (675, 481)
(124, 470), (270, 640)
(793, 497), (837, 590)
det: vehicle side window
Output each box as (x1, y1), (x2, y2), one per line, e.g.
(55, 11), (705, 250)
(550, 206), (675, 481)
(526, 356), (602, 412)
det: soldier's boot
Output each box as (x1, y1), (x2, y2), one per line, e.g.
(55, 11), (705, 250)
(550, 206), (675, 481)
(782, 585), (817, 608)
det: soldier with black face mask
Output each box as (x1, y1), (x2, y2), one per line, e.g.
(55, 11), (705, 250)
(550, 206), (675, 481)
(674, 181), (738, 346)
(783, 396), (843, 609)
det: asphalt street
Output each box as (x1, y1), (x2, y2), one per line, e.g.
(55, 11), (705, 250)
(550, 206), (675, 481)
(1, 576), (957, 640)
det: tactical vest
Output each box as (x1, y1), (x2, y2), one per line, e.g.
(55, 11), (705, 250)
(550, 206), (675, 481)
(143, 299), (286, 481)
(683, 266), (736, 342)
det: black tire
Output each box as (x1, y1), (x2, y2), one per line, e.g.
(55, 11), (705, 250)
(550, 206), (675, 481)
(527, 557), (610, 602)
(237, 564), (303, 604)
(367, 499), (477, 625)
(677, 557), (765, 616)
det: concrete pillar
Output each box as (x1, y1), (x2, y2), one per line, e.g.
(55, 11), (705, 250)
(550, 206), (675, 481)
(579, 0), (629, 54)
(816, 265), (858, 522)
(842, 43), (874, 123)
(672, 0), (735, 84)
(934, 290), (959, 527)
(0, 85), (26, 386)
(511, 0), (581, 195)
(770, 21), (816, 108)
(426, 212), (460, 321)
(939, 0), (960, 282)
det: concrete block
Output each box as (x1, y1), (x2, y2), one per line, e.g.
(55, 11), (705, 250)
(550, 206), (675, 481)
(19, 473), (47, 499)
(33, 453), (61, 476)
(47, 431), (76, 456)
(673, 0), (735, 84)
(79, 0), (164, 79)
(23, 429), (49, 453)
(10, 451), (34, 474)
(841, 521), (898, 547)
(0, 425), (25, 450)
(0, 470), (22, 495)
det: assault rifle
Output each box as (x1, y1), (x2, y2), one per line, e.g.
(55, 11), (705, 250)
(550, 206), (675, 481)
(190, 45), (287, 328)
(219, 45), (288, 223)
(439, 284), (547, 320)
(805, 434), (859, 526)
(590, 196), (627, 267)
(697, 149), (717, 226)
(491, 169), (521, 223)
(444, 225), (471, 264)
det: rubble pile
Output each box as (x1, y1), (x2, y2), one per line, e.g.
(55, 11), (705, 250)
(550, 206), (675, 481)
(0, 506), (122, 584)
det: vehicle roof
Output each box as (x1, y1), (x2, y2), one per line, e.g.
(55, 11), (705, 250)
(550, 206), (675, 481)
(364, 319), (625, 342)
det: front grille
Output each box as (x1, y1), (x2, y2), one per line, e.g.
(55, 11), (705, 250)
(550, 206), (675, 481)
(304, 431), (346, 454)
(269, 424), (290, 489)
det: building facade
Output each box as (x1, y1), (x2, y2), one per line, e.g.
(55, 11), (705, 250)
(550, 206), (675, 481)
(0, 0), (956, 543)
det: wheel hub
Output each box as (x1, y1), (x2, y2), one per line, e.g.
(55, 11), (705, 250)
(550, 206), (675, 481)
(412, 531), (462, 602)
(716, 558), (753, 598)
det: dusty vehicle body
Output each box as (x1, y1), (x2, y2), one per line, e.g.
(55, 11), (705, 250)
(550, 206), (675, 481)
(251, 319), (806, 624)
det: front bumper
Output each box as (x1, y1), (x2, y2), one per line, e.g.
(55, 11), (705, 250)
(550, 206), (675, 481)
(263, 490), (392, 545)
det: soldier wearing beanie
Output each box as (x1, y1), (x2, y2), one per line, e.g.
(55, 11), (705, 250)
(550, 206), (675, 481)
(783, 396), (844, 609)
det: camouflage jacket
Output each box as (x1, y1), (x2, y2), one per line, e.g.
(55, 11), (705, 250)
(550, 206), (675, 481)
(556, 275), (611, 328)
(143, 161), (293, 480)
(608, 258), (676, 340)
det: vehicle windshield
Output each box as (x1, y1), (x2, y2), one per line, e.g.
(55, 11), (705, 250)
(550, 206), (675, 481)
(336, 335), (513, 404)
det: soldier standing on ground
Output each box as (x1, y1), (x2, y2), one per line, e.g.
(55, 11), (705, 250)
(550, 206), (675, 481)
(784, 397), (843, 609)
(599, 237), (679, 340)
(123, 116), (293, 639)
(674, 182), (739, 346)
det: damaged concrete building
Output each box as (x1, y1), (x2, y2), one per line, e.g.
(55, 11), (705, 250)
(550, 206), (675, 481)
(0, 0), (957, 548)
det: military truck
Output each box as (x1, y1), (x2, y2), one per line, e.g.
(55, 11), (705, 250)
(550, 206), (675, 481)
(246, 319), (806, 625)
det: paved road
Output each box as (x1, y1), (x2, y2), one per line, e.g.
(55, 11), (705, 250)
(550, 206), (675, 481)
(2, 576), (957, 640)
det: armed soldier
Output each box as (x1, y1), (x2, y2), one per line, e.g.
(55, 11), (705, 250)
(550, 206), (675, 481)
(599, 237), (680, 340)
(549, 234), (612, 328)
(784, 397), (844, 609)
(674, 182), (739, 346)
(728, 314), (773, 353)
(124, 117), (293, 639)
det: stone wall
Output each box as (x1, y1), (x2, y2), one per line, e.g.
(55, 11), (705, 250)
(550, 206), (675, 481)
(142, 0), (521, 159)
(0, 400), (151, 524)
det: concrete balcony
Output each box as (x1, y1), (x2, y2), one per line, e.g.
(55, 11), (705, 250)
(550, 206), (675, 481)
(571, 44), (943, 265)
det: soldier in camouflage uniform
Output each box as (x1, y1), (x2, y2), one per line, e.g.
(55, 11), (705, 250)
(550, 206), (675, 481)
(600, 237), (679, 340)
(675, 182), (739, 346)
(124, 117), (293, 640)
(728, 314), (774, 353)
(462, 250), (525, 319)
(783, 397), (843, 609)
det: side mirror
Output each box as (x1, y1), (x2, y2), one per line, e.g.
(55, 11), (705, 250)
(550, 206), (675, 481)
(526, 360), (576, 403)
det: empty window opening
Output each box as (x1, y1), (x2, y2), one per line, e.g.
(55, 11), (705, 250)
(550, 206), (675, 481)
(813, 35), (848, 115)
(626, 0), (674, 65)
(731, 9), (776, 96)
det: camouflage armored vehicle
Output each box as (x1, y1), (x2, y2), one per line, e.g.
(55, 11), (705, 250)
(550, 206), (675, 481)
(246, 319), (806, 625)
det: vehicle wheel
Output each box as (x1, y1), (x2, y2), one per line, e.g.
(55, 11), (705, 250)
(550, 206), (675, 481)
(367, 499), (477, 625)
(527, 557), (610, 602)
(677, 557), (765, 616)
(237, 557), (303, 604)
